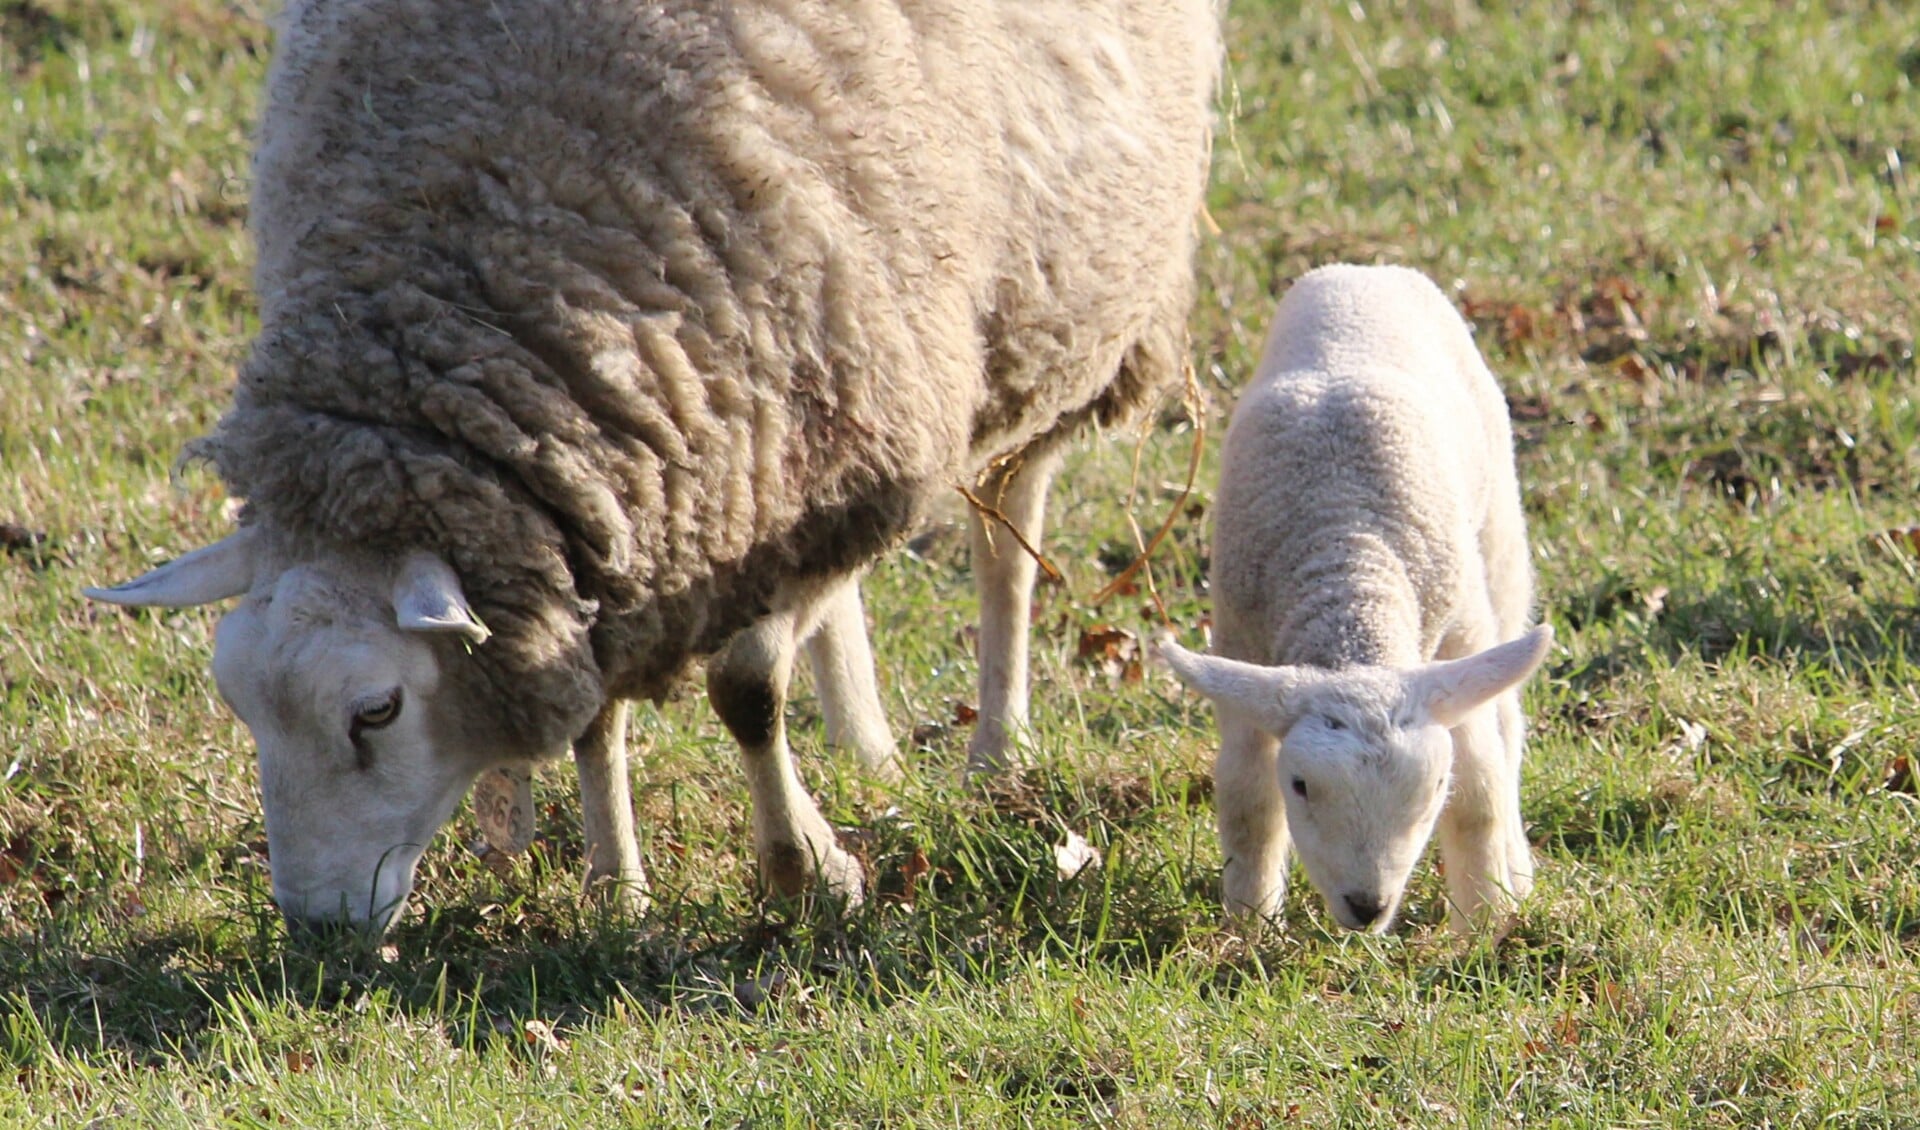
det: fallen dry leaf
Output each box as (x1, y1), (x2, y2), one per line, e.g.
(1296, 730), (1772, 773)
(899, 846), (932, 904)
(1868, 525), (1920, 557)
(1053, 830), (1102, 880)
(1076, 624), (1143, 684)
(523, 1019), (567, 1055)
(1554, 1012), (1582, 1047)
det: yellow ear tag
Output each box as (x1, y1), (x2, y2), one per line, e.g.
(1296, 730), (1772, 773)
(471, 765), (536, 855)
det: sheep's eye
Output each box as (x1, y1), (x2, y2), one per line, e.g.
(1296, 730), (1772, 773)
(1290, 777), (1309, 800)
(1323, 715), (1346, 731)
(350, 688), (403, 735)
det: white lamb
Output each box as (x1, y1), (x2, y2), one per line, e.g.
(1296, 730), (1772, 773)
(1157, 264), (1552, 935)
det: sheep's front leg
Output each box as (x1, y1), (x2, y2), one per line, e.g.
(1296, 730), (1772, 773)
(801, 576), (901, 782)
(1217, 710), (1290, 928)
(574, 699), (648, 911)
(709, 606), (864, 904)
(965, 447), (1063, 775)
(1436, 700), (1530, 933)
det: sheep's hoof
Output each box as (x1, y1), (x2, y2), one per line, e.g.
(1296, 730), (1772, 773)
(583, 867), (650, 916)
(760, 839), (865, 908)
(858, 750), (909, 787)
(964, 726), (1036, 777)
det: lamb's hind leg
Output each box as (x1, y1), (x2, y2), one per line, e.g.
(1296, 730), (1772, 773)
(709, 600), (864, 904)
(965, 446), (1063, 775)
(801, 575), (900, 783)
(1436, 702), (1529, 933)
(574, 699), (648, 911)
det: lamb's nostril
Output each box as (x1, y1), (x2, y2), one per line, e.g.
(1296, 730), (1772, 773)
(1343, 893), (1385, 927)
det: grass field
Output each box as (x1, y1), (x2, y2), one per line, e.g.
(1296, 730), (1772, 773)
(4, 0), (1920, 1125)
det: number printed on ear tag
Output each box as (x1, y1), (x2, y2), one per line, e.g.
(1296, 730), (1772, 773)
(472, 765), (536, 855)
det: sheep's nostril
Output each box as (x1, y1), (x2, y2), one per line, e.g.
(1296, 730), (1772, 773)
(278, 897), (373, 941)
(1343, 893), (1385, 927)
(282, 910), (356, 941)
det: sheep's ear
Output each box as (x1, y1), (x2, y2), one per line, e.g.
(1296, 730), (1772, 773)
(84, 527), (259, 608)
(1408, 625), (1554, 728)
(1152, 636), (1313, 733)
(393, 551), (490, 646)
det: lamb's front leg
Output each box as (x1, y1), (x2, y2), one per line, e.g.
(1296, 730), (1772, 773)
(965, 447), (1063, 775)
(1217, 710), (1290, 929)
(1495, 689), (1535, 901)
(574, 699), (648, 911)
(709, 606), (864, 904)
(1436, 702), (1530, 933)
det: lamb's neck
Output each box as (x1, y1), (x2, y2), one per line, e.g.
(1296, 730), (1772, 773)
(1273, 533), (1429, 671)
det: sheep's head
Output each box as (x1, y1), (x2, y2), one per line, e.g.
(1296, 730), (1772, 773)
(1156, 627), (1552, 933)
(88, 528), (521, 935)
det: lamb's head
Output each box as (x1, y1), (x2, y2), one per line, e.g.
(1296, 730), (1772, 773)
(88, 528), (521, 934)
(1156, 627), (1552, 933)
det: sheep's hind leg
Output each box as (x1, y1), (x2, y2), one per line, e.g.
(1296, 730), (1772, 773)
(965, 446), (1063, 775)
(1436, 703), (1528, 933)
(574, 699), (649, 912)
(710, 604), (864, 904)
(1217, 710), (1290, 929)
(801, 575), (901, 783)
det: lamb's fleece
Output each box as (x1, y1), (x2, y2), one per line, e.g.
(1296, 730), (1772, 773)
(204, 0), (1220, 756)
(1209, 263), (1531, 672)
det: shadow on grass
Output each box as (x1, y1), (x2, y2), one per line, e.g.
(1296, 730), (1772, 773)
(1552, 572), (1920, 694)
(0, 762), (1239, 1067)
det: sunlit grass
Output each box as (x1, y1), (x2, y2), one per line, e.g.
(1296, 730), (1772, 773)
(2, 0), (1917, 1124)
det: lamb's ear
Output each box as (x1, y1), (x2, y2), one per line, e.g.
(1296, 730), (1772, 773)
(393, 551), (491, 646)
(84, 527), (259, 608)
(1152, 636), (1313, 733)
(1408, 625), (1554, 728)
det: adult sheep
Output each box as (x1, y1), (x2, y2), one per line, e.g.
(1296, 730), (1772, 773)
(1157, 264), (1551, 936)
(88, 0), (1220, 933)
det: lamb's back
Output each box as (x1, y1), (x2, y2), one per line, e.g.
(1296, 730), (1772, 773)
(1211, 265), (1516, 668)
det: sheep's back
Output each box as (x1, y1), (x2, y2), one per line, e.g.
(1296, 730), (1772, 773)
(214, 0), (1218, 720)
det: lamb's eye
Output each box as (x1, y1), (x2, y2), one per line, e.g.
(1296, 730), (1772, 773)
(1290, 776), (1309, 800)
(351, 688), (403, 735)
(1323, 715), (1346, 731)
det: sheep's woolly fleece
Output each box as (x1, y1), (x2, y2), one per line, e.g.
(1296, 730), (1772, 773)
(199, 0), (1220, 756)
(1208, 263), (1532, 673)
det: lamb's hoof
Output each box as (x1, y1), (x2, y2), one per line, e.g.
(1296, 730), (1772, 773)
(1446, 888), (1525, 936)
(760, 839), (866, 908)
(1508, 854), (1536, 902)
(1223, 900), (1286, 939)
